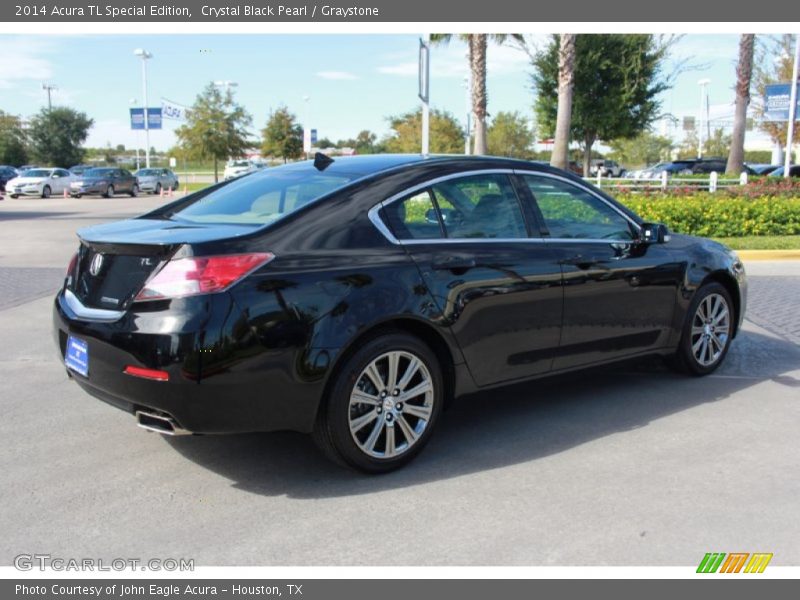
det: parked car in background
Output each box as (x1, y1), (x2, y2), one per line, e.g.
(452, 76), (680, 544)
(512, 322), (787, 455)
(223, 159), (259, 180)
(6, 168), (72, 198)
(70, 168), (139, 198)
(590, 159), (625, 177)
(768, 165), (800, 178)
(69, 165), (95, 176)
(0, 165), (19, 191)
(17, 165), (40, 174)
(135, 168), (179, 194)
(53, 154), (746, 473)
(635, 159), (748, 179)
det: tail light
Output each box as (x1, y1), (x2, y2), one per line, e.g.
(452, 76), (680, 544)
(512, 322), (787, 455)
(65, 252), (79, 279)
(134, 252), (274, 301)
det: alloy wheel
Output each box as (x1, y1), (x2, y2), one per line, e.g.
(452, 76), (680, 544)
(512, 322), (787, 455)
(348, 350), (434, 459)
(690, 293), (730, 367)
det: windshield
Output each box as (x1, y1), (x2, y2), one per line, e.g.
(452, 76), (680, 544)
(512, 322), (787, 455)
(136, 169), (160, 176)
(84, 168), (114, 177)
(168, 168), (356, 225)
(226, 160), (251, 168)
(24, 169), (51, 178)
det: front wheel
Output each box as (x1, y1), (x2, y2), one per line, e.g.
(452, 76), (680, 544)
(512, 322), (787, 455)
(672, 282), (734, 375)
(42, 185), (51, 199)
(130, 184), (139, 197)
(313, 333), (444, 473)
(105, 185), (114, 198)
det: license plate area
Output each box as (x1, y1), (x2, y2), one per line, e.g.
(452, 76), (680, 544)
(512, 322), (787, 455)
(65, 335), (89, 377)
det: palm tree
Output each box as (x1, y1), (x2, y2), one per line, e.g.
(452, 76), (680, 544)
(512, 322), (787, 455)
(726, 34), (755, 175)
(431, 34), (521, 155)
(551, 34), (576, 171)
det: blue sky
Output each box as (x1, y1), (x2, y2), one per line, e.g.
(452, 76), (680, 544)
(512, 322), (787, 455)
(0, 33), (771, 150)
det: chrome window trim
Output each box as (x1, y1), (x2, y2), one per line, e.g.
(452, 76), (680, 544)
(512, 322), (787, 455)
(61, 288), (125, 323)
(368, 168), (642, 246)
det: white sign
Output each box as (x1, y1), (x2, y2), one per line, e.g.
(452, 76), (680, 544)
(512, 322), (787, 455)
(161, 98), (188, 122)
(169, 157), (177, 168)
(303, 128), (317, 153)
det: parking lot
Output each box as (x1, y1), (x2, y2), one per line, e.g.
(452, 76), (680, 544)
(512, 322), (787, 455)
(0, 194), (798, 566)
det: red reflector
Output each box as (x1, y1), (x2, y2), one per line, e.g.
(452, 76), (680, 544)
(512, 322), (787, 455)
(135, 252), (274, 301)
(123, 365), (170, 382)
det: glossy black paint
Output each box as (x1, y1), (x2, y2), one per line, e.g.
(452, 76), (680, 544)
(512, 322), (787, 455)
(53, 155), (746, 434)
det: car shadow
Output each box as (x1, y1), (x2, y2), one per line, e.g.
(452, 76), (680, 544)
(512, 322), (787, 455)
(165, 327), (800, 498)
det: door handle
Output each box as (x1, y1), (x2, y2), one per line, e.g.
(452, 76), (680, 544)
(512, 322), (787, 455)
(561, 255), (603, 269)
(431, 256), (477, 271)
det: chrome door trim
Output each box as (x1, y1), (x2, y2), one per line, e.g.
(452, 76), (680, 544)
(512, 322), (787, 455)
(368, 167), (642, 246)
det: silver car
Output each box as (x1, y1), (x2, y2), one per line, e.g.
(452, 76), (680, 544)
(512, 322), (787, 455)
(134, 168), (180, 195)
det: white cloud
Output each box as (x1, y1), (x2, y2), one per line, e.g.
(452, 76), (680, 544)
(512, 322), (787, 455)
(0, 38), (55, 90)
(377, 39), (531, 80)
(316, 70), (359, 81)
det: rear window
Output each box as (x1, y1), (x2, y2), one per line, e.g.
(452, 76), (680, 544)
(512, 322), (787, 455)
(168, 168), (355, 225)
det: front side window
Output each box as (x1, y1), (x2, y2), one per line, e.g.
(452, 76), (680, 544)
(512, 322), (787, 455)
(523, 175), (635, 241)
(430, 174), (527, 239)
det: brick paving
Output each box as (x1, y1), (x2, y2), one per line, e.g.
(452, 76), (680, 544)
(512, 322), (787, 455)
(746, 275), (800, 345)
(0, 267), (65, 311)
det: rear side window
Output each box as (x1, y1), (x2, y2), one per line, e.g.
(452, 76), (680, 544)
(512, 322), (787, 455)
(431, 174), (527, 239)
(382, 190), (443, 240)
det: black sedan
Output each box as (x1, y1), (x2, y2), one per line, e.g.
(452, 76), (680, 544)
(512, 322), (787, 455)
(0, 165), (18, 191)
(70, 167), (139, 198)
(53, 154), (746, 472)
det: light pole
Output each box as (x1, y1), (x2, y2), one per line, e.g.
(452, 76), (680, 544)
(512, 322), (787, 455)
(303, 95), (311, 159)
(134, 48), (153, 168)
(697, 79), (711, 158)
(129, 98), (141, 171)
(42, 82), (57, 111)
(784, 36), (799, 178)
(419, 35), (430, 156)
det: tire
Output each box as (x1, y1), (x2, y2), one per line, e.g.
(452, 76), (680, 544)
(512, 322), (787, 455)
(42, 186), (51, 199)
(72, 194), (81, 199)
(671, 282), (735, 376)
(10, 194), (18, 199)
(105, 185), (114, 198)
(312, 332), (444, 473)
(130, 184), (139, 198)
(155, 183), (161, 195)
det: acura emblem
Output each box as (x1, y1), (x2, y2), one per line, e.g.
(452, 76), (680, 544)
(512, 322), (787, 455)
(89, 253), (104, 276)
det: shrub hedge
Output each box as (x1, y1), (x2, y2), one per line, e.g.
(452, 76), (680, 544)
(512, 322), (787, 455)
(613, 179), (800, 237)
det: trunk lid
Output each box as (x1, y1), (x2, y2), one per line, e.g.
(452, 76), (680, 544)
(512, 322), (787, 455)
(70, 218), (260, 310)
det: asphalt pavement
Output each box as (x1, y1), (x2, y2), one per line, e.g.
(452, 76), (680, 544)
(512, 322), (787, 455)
(0, 195), (798, 566)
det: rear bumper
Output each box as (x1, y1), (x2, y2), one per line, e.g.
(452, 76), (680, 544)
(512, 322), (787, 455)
(53, 290), (327, 434)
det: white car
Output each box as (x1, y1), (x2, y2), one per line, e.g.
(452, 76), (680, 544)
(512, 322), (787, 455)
(6, 168), (73, 198)
(223, 159), (259, 180)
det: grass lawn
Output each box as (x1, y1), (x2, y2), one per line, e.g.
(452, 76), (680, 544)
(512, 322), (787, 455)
(713, 235), (800, 250)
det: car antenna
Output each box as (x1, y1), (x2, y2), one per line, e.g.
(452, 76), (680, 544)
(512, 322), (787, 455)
(313, 152), (334, 171)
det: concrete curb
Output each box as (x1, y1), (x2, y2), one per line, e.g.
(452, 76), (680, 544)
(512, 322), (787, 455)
(738, 250), (800, 261)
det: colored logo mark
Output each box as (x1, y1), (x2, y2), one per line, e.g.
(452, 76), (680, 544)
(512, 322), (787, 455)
(697, 552), (773, 573)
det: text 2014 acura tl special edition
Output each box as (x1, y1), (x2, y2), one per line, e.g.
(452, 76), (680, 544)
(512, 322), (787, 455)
(54, 155), (747, 472)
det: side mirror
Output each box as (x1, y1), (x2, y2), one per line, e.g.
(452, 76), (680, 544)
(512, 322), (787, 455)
(640, 222), (670, 244)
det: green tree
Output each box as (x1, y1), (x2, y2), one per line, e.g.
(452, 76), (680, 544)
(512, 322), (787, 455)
(261, 106), (303, 163)
(175, 82), (253, 182)
(382, 109), (464, 154)
(607, 131), (673, 168)
(431, 34), (522, 155)
(486, 111), (535, 158)
(316, 137), (334, 149)
(0, 110), (29, 166)
(676, 129), (700, 160)
(354, 130), (378, 154)
(532, 34), (671, 175)
(704, 128), (732, 158)
(28, 107), (93, 167)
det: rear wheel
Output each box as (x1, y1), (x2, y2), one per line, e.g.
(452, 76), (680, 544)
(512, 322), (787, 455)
(105, 185), (114, 198)
(671, 282), (734, 376)
(130, 184), (139, 197)
(154, 183), (161, 195)
(42, 185), (51, 199)
(313, 333), (443, 473)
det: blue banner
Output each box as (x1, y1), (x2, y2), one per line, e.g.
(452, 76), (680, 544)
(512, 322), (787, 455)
(129, 107), (163, 130)
(764, 83), (800, 121)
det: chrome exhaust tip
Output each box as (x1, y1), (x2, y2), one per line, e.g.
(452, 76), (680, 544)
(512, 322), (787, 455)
(135, 410), (192, 436)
